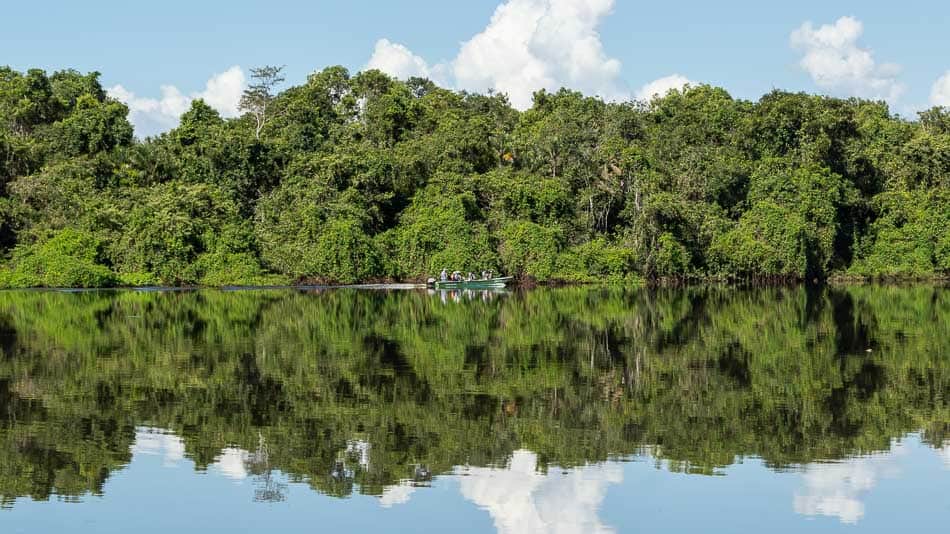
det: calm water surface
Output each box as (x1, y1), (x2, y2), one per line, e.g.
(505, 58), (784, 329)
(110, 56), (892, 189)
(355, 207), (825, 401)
(0, 286), (947, 533)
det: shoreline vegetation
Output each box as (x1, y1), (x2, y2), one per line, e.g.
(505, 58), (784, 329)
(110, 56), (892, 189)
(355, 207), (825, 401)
(1, 276), (946, 294)
(1, 65), (948, 289)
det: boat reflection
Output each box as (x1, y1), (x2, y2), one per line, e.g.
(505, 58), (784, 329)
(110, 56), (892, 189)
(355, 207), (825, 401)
(429, 288), (509, 304)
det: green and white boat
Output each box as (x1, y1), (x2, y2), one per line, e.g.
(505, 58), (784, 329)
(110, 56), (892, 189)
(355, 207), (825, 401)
(431, 276), (513, 290)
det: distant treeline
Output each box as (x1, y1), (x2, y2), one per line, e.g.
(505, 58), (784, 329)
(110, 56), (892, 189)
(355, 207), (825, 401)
(0, 65), (948, 287)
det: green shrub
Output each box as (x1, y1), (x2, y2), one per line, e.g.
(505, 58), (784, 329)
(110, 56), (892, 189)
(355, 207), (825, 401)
(480, 170), (573, 225)
(736, 161), (847, 276)
(937, 229), (950, 272)
(391, 184), (496, 277)
(194, 251), (289, 287)
(254, 179), (359, 277)
(849, 190), (950, 277)
(497, 220), (561, 280)
(307, 219), (381, 283)
(111, 182), (249, 284)
(3, 228), (116, 288)
(710, 202), (807, 277)
(553, 238), (639, 283)
(653, 232), (692, 276)
(115, 271), (158, 287)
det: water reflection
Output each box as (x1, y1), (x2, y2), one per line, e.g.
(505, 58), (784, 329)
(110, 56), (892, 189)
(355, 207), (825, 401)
(431, 288), (508, 304)
(132, 428), (185, 467)
(455, 450), (622, 534)
(127, 428), (621, 532)
(0, 285), (946, 531)
(793, 440), (905, 524)
(86, 427), (950, 532)
(213, 447), (251, 481)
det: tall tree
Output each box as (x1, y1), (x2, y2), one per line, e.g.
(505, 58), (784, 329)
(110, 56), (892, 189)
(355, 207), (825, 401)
(239, 65), (285, 140)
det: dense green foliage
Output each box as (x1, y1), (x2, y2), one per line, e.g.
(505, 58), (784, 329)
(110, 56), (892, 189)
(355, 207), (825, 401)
(1, 65), (949, 286)
(0, 228), (115, 287)
(0, 285), (946, 504)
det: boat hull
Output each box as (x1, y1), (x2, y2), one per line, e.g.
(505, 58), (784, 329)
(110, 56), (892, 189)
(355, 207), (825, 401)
(433, 277), (512, 290)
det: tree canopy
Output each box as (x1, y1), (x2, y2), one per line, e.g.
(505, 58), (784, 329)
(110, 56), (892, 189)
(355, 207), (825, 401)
(1, 65), (949, 286)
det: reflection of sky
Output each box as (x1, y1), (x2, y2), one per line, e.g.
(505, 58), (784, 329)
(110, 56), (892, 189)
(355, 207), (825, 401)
(212, 448), (250, 481)
(128, 430), (624, 531)
(379, 483), (416, 508)
(36, 429), (936, 533)
(133, 428), (253, 480)
(792, 442), (905, 524)
(373, 447), (623, 531)
(130, 428), (185, 467)
(794, 441), (950, 524)
(455, 450), (622, 534)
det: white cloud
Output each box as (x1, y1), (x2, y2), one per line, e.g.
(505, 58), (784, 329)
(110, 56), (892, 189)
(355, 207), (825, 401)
(793, 442), (905, 524)
(199, 66), (246, 118)
(636, 74), (693, 102)
(930, 71), (950, 107)
(367, 39), (434, 80)
(108, 66), (245, 137)
(456, 449), (622, 534)
(366, 0), (627, 109)
(791, 16), (905, 102)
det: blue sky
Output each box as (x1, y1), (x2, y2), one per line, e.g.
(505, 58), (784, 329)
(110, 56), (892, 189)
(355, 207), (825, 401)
(4, 0), (949, 134)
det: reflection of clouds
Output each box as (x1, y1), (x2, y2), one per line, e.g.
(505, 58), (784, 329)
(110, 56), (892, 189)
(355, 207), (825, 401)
(132, 427), (254, 481)
(793, 442), (905, 524)
(379, 483), (416, 508)
(212, 448), (250, 481)
(794, 463), (873, 524)
(131, 427), (185, 466)
(940, 445), (950, 470)
(456, 449), (622, 534)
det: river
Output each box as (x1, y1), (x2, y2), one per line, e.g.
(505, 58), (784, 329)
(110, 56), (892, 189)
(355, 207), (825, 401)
(0, 285), (947, 532)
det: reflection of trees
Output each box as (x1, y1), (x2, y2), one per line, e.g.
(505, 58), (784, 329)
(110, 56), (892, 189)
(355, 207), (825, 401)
(0, 285), (947, 504)
(248, 433), (286, 503)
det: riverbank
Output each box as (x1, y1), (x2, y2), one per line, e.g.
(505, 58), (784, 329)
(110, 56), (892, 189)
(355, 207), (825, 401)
(2, 274), (948, 292)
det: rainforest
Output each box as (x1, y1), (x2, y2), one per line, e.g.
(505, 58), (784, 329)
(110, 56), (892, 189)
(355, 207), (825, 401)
(1, 65), (948, 287)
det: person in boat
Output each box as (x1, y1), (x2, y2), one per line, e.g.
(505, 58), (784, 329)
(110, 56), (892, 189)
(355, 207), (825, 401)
(467, 272), (476, 281)
(440, 268), (448, 281)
